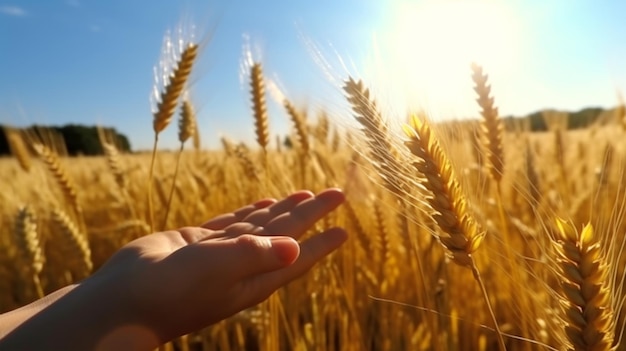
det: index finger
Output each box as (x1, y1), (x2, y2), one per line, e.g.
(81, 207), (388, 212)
(262, 188), (345, 239)
(200, 198), (276, 230)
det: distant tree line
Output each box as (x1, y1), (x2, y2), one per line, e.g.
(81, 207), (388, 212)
(0, 124), (131, 156)
(0, 106), (617, 157)
(502, 107), (612, 132)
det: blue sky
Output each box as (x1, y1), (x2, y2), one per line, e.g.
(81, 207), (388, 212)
(1, 1), (625, 150)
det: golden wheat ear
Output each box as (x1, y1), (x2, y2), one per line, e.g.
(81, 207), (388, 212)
(153, 43), (199, 135)
(402, 114), (485, 267)
(32, 143), (83, 224)
(148, 41), (199, 232)
(471, 63), (504, 183)
(102, 142), (127, 190)
(250, 62), (270, 152)
(552, 220), (615, 351)
(283, 99), (310, 154)
(51, 208), (92, 280)
(4, 127), (32, 172)
(14, 206), (45, 281)
(343, 77), (405, 199)
(402, 114), (508, 350)
(178, 95), (197, 145)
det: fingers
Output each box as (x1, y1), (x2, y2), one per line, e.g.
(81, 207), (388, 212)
(262, 189), (345, 239)
(242, 191), (314, 227)
(254, 227), (347, 295)
(200, 198), (276, 230)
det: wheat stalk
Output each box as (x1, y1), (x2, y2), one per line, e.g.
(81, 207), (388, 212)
(250, 62), (270, 152)
(32, 143), (84, 228)
(552, 221), (615, 351)
(162, 96), (197, 230)
(4, 128), (32, 172)
(616, 91), (625, 130)
(149, 42), (199, 232)
(343, 77), (406, 199)
(14, 205), (44, 274)
(403, 114), (506, 350)
(403, 115), (485, 267)
(14, 205), (44, 298)
(51, 208), (92, 279)
(153, 43), (199, 134)
(217, 137), (234, 158)
(102, 142), (127, 190)
(283, 99), (310, 155)
(471, 63), (504, 183)
(330, 128), (340, 153)
(525, 140), (541, 207)
(234, 144), (259, 183)
(314, 111), (330, 146)
(178, 95), (196, 145)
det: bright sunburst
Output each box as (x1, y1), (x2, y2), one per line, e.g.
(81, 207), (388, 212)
(372, 0), (522, 120)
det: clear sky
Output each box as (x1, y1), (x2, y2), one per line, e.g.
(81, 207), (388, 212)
(1, 0), (625, 150)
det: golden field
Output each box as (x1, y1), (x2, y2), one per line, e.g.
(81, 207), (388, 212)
(1, 40), (626, 350)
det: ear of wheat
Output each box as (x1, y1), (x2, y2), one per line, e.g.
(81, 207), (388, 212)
(553, 221), (615, 351)
(102, 142), (127, 190)
(13, 205), (45, 299)
(14, 206), (44, 276)
(178, 95), (196, 145)
(153, 43), (199, 135)
(250, 62), (269, 151)
(403, 114), (506, 350)
(32, 143), (83, 226)
(283, 99), (310, 154)
(343, 77), (405, 199)
(51, 208), (92, 279)
(402, 115), (485, 268)
(471, 63), (504, 183)
(4, 128), (32, 172)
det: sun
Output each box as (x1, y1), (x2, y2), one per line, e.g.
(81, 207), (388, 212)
(372, 0), (522, 120)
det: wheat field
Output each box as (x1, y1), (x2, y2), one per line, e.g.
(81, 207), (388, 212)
(2, 34), (626, 351)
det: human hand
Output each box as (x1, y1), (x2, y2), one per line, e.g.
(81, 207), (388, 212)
(91, 188), (347, 347)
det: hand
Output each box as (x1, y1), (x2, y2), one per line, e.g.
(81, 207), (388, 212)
(105, 188), (347, 344)
(0, 188), (347, 351)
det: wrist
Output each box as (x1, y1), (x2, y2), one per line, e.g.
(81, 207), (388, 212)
(0, 275), (160, 351)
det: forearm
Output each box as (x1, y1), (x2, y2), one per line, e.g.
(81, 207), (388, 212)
(0, 276), (160, 351)
(0, 284), (78, 338)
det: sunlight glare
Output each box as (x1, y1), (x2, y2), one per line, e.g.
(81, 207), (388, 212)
(374, 0), (522, 120)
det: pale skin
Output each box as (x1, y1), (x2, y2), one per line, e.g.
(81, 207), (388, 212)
(0, 188), (348, 351)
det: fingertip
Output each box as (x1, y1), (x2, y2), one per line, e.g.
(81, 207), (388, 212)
(326, 227), (348, 246)
(315, 188), (346, 206)
(270, 237), (300, 264)
(288, 190), (315, 201)
(253, 198), (277, 207)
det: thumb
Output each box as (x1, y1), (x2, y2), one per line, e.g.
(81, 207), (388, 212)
(163, 234), (300, 283)
(233, 235), (301, 277)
